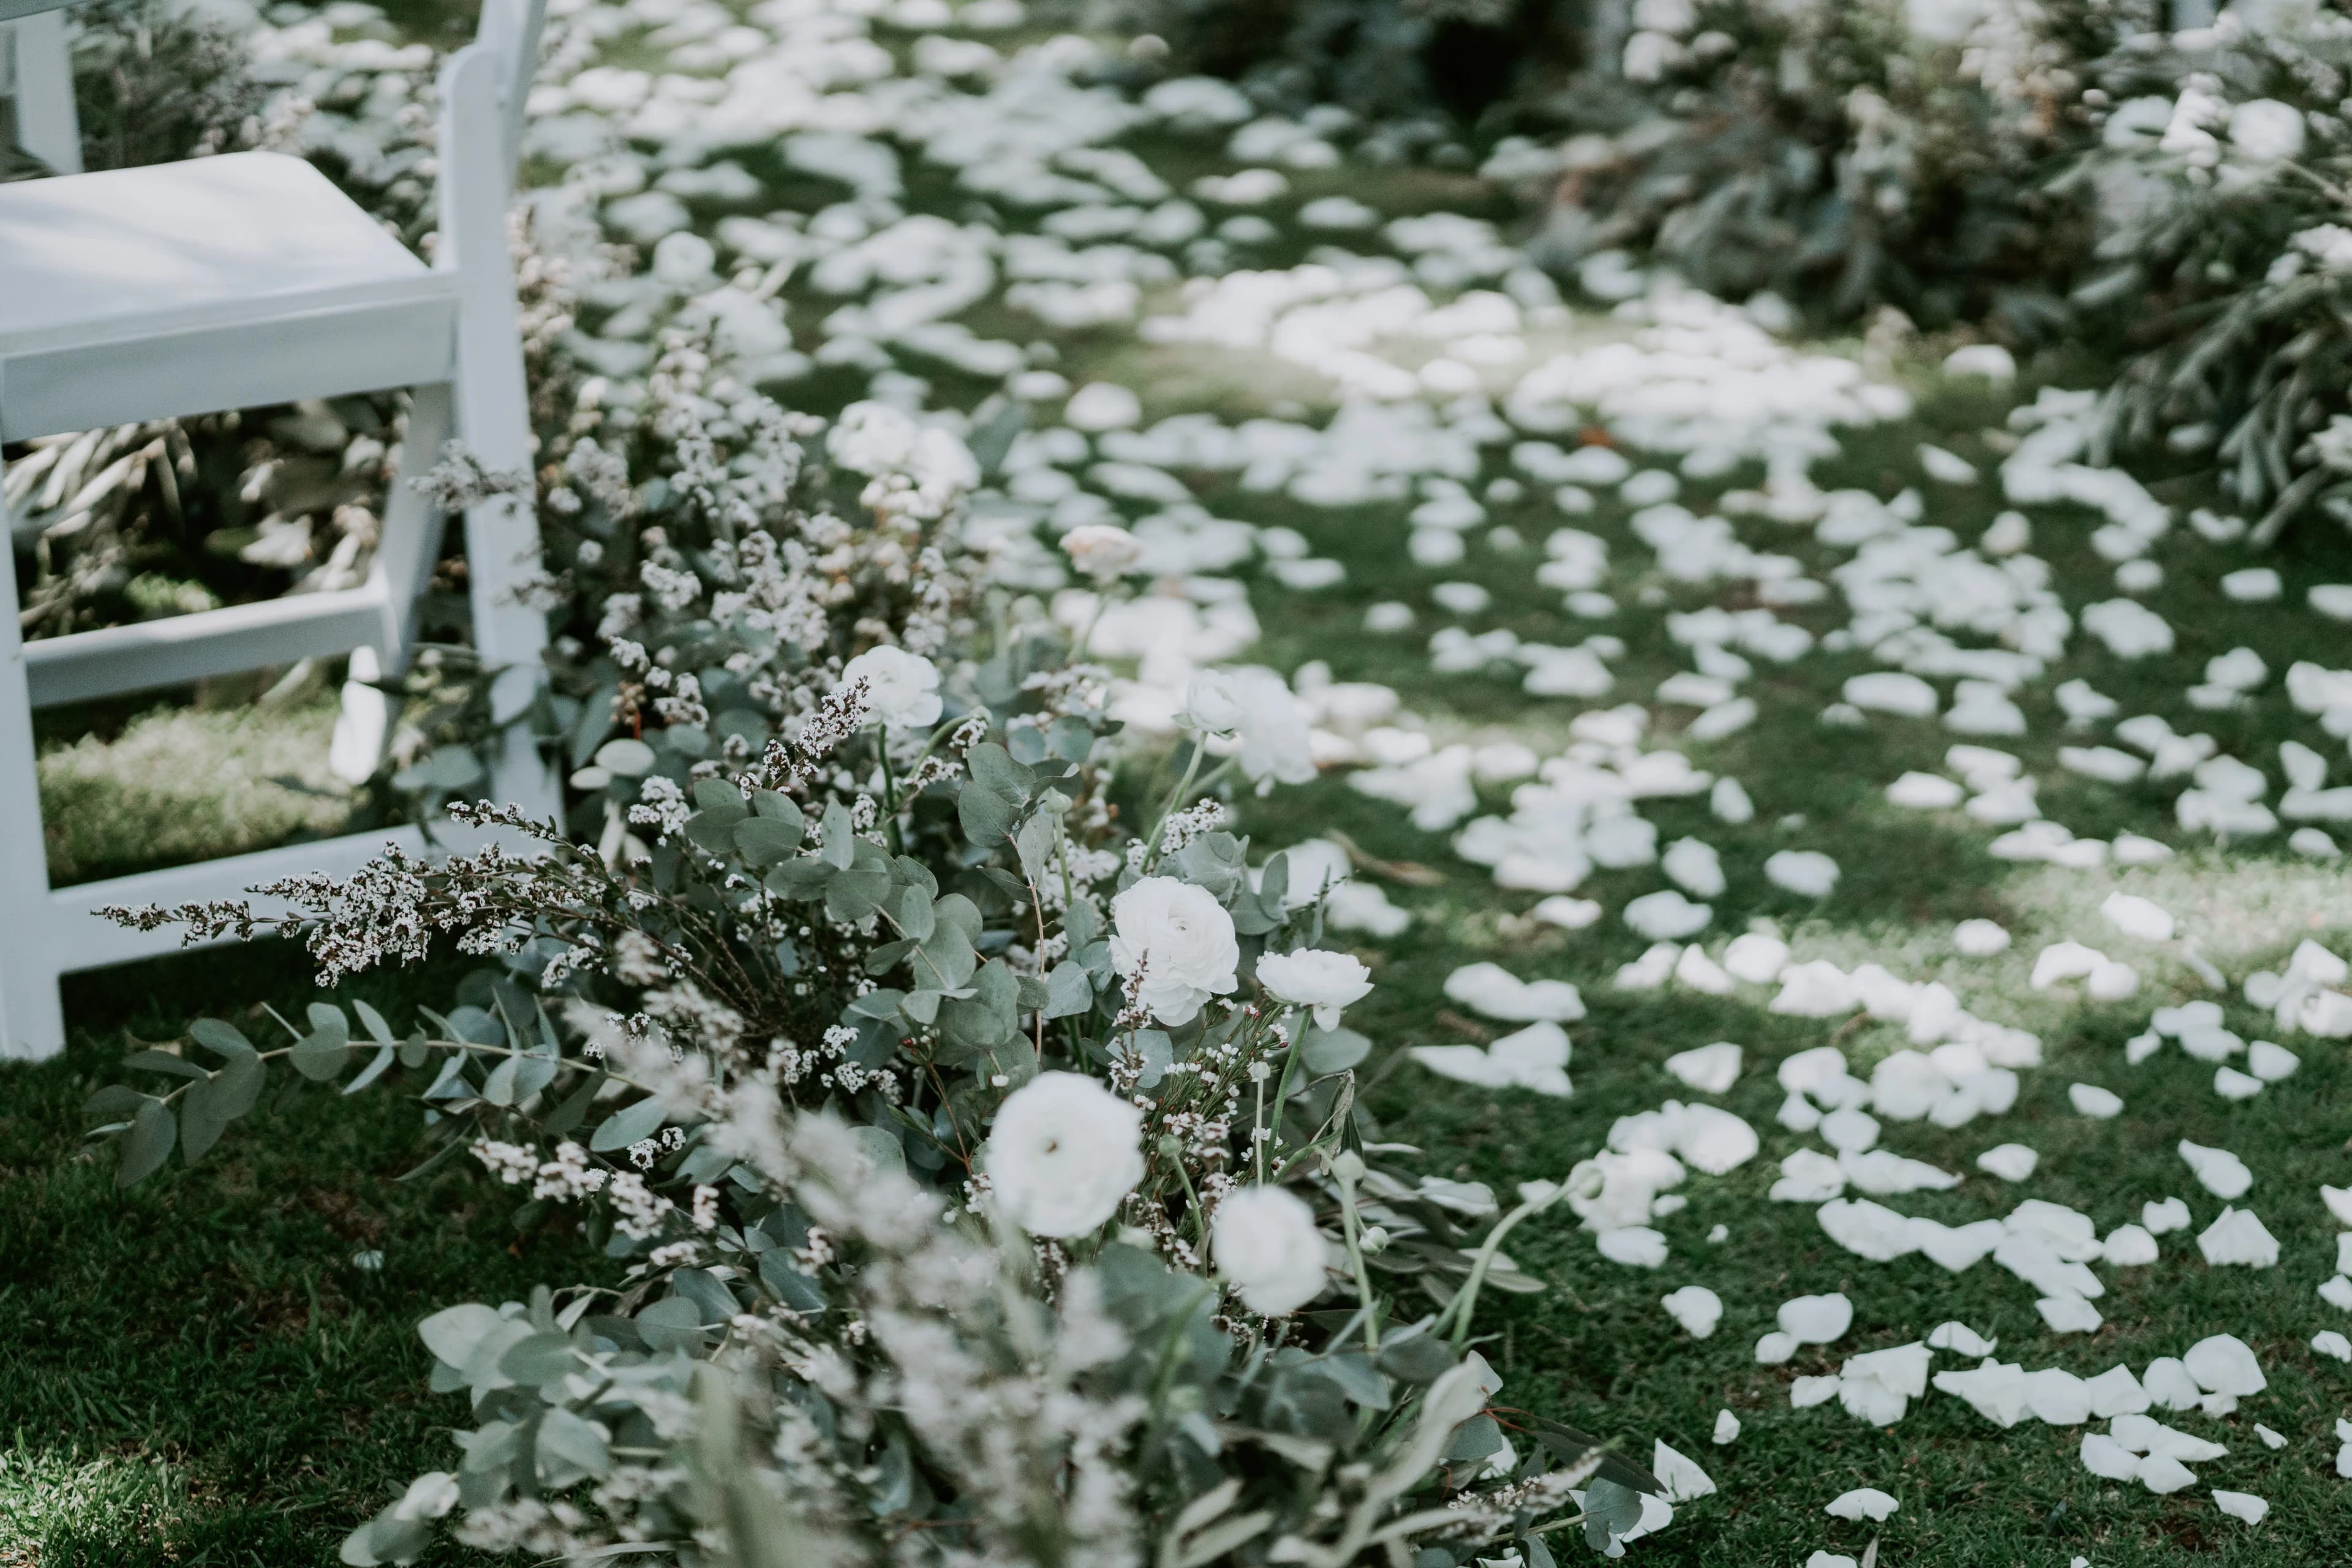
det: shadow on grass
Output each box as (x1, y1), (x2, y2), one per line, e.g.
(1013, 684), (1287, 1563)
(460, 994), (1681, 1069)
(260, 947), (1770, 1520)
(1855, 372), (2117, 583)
(0, 943), (582, 1567)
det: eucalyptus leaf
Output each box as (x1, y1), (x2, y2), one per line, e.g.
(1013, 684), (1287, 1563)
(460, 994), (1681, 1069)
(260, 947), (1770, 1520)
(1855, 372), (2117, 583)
(957, 783), (1014, 845)
(178, 1076), (232, 1164)
(289, 1027), (351, 1082)
(749, 790), (805, 832)
(965, 742), (1026, 802)
(535, 1407), (612, 1488)
(1014, 809), (1059, 889)
(189, 1017), (257, 1059)
(497, 1330), (579, 1387)
(419, 1303), (504, 1368)
(819, 800), (856, 870)
(1042, 961), (1095, 1019)
(589, 1095), (666, 1153)
(122, 1049), (206, 1080)
(543, 1070), (607, 1137)
(116, 1097), (176, 1186)
(734, 815), (804, 867)
(349, 1000), (395, 1048)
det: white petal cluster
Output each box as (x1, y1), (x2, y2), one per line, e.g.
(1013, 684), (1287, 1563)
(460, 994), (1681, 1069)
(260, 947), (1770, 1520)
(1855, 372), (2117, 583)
(982, 1072), (1144, 1239)
(1108, 876), (1240, 1025)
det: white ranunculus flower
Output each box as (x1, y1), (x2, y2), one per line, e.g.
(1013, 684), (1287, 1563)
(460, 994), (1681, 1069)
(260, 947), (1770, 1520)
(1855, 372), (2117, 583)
(1212, 1186), (1328, 1316)
(2230, 99), (2305, 164)
(1188, 666), (1315, 787)
(984, 1072), (1145, 1238)
(1256, 948), (1373, 1030)
(1109, 876), (1240, 1025)
(1062, 522), (1145, 583)
(1180, 669), (1246, 734)
(839, 646), (943, 729)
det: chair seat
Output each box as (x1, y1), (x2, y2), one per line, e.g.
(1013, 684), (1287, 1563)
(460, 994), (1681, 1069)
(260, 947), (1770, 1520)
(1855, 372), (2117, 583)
(0, 153), (464, 438)
(0, 152), (443, 356)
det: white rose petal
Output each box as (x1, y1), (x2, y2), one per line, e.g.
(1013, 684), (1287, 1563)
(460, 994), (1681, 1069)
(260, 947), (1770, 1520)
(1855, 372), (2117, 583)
(1652, 1440), (1717, 1502)
(1662, 1285), (1723, 1338)
(1825, 1487), (1899, 1523)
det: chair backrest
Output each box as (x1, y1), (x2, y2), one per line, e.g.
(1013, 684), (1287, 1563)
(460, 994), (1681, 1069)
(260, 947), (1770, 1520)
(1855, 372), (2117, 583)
(1, 7), (77, 172)
(473, 0), (546, 179)
(1, 0), (545, 184)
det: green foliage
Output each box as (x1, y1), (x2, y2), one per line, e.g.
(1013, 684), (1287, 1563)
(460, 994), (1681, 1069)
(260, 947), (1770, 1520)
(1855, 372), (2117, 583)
(83, 387), (1659, 1561)
(64, 0), (270, 175)
(2071, 18), (2352, 542)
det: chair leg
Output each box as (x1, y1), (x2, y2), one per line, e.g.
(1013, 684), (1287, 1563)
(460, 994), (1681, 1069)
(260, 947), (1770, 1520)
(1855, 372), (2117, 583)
(8, 12), (81, 176)
(0, 435), (68, 1058)
(441, 44), (557, 824)
(330, 382), (456, 786)
(328, 644), (392, 785)
(372, 382), (456, 677)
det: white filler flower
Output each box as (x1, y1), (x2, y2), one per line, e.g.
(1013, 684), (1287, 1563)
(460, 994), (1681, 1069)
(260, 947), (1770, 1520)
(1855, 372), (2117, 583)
(840, 646), (943, 729)
(1213, 1185), (1327, 1314)
(1256, 948), (1373, 1029)
(984, 1072), (1145, 1238)
(1109, 876), (1240, 1025)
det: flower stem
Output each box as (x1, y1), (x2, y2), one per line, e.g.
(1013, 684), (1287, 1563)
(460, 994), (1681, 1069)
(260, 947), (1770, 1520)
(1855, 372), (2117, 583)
(1330, 1156), (1379, 1352)
(1435, 1188), (1559, 1351)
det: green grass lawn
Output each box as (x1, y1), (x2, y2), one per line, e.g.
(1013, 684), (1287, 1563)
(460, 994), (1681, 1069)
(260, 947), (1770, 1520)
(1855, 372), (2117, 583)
(14, 365), (2352, 1565)
(1200, 377), (2352, 1562)
(12, 9), (2352, 1562)
(0, 941), (592, 1568)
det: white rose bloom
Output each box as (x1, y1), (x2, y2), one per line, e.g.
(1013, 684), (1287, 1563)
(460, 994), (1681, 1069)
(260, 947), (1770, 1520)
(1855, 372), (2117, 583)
(1256, 948), (1373, 1030)
(1109, 876), (1240, 1025)
(840, 646), (943, 729)
(1213, 1186), (1328, 1315)
(2230, 99), (2305, 164)
(1063, 522), (1145, 583)
(984, 1072), (1145, 1238)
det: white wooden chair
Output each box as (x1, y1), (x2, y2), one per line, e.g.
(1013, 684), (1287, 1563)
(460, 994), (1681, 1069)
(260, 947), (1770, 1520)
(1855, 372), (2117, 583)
(0, 2), (79, 175)
(0, 0), (558, 1060)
